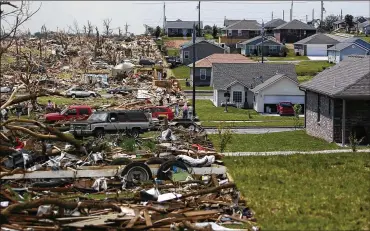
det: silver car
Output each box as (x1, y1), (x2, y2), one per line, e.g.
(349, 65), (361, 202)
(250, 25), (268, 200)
(0, 86), (12, 93)
(66, 87), (97, 98)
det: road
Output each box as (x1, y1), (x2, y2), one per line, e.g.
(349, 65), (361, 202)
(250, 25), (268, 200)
(204, 127), (300, 134)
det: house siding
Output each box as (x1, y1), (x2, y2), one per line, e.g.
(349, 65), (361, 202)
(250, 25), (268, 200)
(275, 29), (316, 43)
(191, 67), (212, 86)
(305, 91), (334, 142)
(181, 42), (227, 65)
(328, 45), (369, 63)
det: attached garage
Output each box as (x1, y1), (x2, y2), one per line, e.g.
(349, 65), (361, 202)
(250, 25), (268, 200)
(263, 95), (304, 113)
(306, 44), (328, 56)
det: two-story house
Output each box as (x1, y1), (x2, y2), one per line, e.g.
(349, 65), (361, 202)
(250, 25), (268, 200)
(274, 19), (317, 43)
(165, 19), (203, 37)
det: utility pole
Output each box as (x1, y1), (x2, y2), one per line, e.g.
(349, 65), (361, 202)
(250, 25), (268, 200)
(272, 11), (274, 21)
(290, 0), (293, 21)
(197, 1), (201, 37)
(312, 9), (314, 21)
(125, 23), (130, 36)
(192, 23), (196, 118)
(283, 10), (285, 21)
(341, 9), (343, 20)
(261, 21), (264, 63)
(163, 2), (166, 35)
(306, 15), (308, 23)
(321, 0), (324, 26)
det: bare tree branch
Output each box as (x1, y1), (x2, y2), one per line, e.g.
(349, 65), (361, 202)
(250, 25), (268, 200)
(103, 18), (112, 36)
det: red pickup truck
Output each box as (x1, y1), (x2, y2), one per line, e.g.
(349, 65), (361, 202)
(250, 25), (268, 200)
(143, 106), (174, 121)
(44, 105), (93, 123)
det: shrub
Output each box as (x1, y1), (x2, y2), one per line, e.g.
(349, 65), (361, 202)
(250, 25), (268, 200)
(217, 122), (234, 153)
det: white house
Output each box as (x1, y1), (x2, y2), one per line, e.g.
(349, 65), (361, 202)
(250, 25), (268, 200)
(211, 63), (304, 113)
(293, 33), (346, 56)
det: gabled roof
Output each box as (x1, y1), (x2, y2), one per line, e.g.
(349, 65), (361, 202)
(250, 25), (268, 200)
(165, 19), (203, 29)
(224, 20), (261, 30)
(300, 56), (370, 97)
(327, 41), (370, 52)
(212, 63), (297, 90)
(294, 33), (344, 45)
(239, 35), (281, 45)
(180, 39), (227, 50)
(188, 54), (254, 68)
(264, 19), (287, 28)
(251, 74), (298, 93)
(333, 19), (345, 25)
(274, 19), (316, 30)
(224, 19), (242, 27)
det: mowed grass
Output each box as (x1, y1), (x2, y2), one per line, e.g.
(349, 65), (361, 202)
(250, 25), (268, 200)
(202, 120), (302, 127)
(167, 48), (179, 57)
(209, 130), (340, 152)
(178, 79), (213, 91)
(296, 61), (334, 76)
(224, 153), (370, 230)
(170, 65), (190, 79)
(298, 75), (314, 83)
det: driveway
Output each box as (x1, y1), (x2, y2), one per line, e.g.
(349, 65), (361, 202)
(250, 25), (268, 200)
(307, 56), (328, 61)
(205, 127), (300, 134)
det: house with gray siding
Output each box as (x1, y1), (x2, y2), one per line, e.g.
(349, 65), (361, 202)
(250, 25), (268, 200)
(293, 33), (346, 56)
(211, 63), (301, 111)
(300, 56), (370, 145)
(327, 38), (370, 63)
(179, 39), (230, 65)
(237, 35), (283, 57)
(187, 54), (254, 86)
(165, 19), (203, 37)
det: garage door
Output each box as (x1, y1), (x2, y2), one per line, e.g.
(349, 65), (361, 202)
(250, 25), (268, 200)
(264, 95), (305, 104)
(306, 44), (327, 56)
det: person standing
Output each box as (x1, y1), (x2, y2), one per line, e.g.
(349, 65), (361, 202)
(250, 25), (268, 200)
(174, 101), (179, 118)
(188, 103), (193, 119)
(182, 102), (188, 119)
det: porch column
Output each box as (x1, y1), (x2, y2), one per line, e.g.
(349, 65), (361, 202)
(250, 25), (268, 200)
(341, 99), (346, 147)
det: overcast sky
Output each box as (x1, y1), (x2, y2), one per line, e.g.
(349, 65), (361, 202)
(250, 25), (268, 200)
(19, 1), (370, 35)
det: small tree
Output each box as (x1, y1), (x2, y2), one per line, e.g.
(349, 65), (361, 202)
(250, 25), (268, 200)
(279, 45), (289, 57)
(293, 104), (302, 129)
(349, 131), (364, 152)
(217, 122), (233, 153)
(212, 25), (218, 38)
(344, 14), (354, 33)
(155, 26), (161, 38)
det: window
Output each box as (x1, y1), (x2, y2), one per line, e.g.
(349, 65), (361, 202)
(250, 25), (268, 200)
(67, 109), (77, 115)
(228, 30), (232, 36)
(109, 112), (118, 121)
(249, 45), (255, 54)
(269, 46), (278, 53)
(317, 94), (321, 122)
(184, 51), (189, 59)
(79, 108), (89, 115)
(118, 113), (129, 122)
(233, 91), (242, 103)
(238, 30), (242, 36)
(200, 69), (206, 80)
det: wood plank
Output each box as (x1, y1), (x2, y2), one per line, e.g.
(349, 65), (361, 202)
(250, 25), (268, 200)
(125, 210), (141, 228)
(183, 210), (220, 217)
(143, 210), (152, 227)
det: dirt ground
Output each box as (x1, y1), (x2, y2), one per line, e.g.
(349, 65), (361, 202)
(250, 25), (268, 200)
(165, 40), (189, 49)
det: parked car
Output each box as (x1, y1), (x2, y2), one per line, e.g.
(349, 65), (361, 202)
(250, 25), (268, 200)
(107, 87), (134, 95)
(1, 86), (12, 93)
(65, 87), (98, 98)
(142, 106), (174, 121)
(277, 102), (294, 116)
(70, 110), (151, 138)
(44, 105), (93, 123)
(139, 59), (155, 66)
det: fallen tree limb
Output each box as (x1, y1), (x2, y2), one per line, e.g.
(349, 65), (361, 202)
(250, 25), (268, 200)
(0, 168), (28, 179)
(1, 198), (121, 216)
(4, 125), (58, 140)
(181, 183), (236, 199)
(181, 221), (212, 231)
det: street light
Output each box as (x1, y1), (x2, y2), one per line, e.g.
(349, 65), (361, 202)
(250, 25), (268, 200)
(224, 91), (230, 112)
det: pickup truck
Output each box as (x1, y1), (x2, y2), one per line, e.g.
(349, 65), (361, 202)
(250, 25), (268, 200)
(44, 105), (93, 123)
(69, 110), (151, 138)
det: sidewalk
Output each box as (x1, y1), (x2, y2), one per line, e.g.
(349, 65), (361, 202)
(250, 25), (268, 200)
(224, 149), (370, 156)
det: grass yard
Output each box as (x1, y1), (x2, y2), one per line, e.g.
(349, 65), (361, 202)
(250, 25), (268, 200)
(250, 47), (309, 61)
(167, 48), (179, 57)
(178, 79), (213, 91)
(202, 120), (302, 127)
(295, 61), (334, 76)
(224, 153), (370, 230)
(209, 130), (340, 152)
(195, 100), (303, 123)
(360, 36), (370, 43)
(298, 75), (313, 83)
(163, 36), (191, 41)
(169, 65), (190, 79)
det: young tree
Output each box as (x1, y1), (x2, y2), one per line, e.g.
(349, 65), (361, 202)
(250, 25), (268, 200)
(212, 25), (218, 38)
(87, 20), (93, 37)
(103, 18), (112, 36)
(344, 14), (354, 32)
(155, 26), (161, 38)
(322, 15), (339, 32)
(203, 25), (212, 34)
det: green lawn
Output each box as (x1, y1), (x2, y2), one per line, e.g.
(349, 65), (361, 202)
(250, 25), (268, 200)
(202, 120), (302, 127)
(250, 47), (309, 61)
(360, 36), (370, 43)
(167, 48), (179, 57)
(170, 65), (190, 79)
(209, 130), (340, 152)
(204, 33), (214, 40)
(296, 61), (334, 76)
(195, 100), (302, 123)
(298, 75), (314, 83)
(163, 36), (191, 41)
(224, 153), (370, 230)
(178, 79), (213, 91)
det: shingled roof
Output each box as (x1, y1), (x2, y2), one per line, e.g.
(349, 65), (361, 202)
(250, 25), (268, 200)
(165, 19), (203, 29)
(224, 20), (261, 30)
(300, 56), (370, 97)
(188, 54), (254, 68)
(265, 19), (287, 28)
(294, 33), (345, 45)
(274, 19), (316, 30)
(212, 63), (297, 90)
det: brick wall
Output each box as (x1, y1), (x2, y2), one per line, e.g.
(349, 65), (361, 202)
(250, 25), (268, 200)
(333, 99), (370, 144)
(305, 91), (334, 142)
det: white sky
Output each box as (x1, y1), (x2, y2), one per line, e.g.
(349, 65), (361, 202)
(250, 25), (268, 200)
(17, 1), (370, 35)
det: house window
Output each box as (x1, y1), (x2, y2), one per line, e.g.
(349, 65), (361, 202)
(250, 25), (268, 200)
(233, 91), (242, 103)
(200, 69), (206, 80)
(269, 46), (278, 53)
(249, 45), (255, 54)
(184, 51), (189, 59)
(317, 94), (321, 122)
(238, 30), (242, 36)
(228, 30), (232, 36)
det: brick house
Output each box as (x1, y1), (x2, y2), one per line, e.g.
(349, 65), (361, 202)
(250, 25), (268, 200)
(300, 56), (370, 145)
(274, 19), (316, 43)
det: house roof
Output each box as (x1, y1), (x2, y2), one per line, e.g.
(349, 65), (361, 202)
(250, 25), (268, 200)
(212, 63), (297, 90)
(300, 56), (370, 97)
(223, 20), (261, 30)
(180, 39), (227, 50)
(251, 74), (297, 93)
(224, 19), (242, 27)
(274, 19), (316, 30)
(333, 19), (345, 25)
(165, 19), (203, 29)
(239, 35), (281, 45)
(294, 33), (345, 45)
(188, 54), (254, 68)
(327, 41), (370, 52)
(264, 19), (287, 28)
